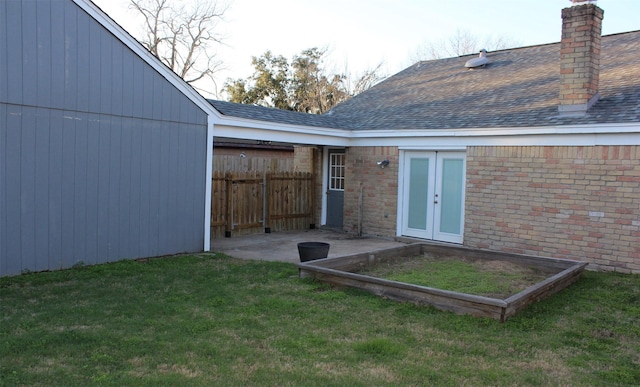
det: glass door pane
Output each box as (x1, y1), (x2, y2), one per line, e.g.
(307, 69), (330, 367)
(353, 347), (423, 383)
(402, 152), (435, 239)
(439, 159), (463, 234)
(434, 152), (465, 244)
(407, 158), (429, 230)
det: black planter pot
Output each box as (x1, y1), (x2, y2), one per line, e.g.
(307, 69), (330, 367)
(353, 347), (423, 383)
(297, 242), (330, 262)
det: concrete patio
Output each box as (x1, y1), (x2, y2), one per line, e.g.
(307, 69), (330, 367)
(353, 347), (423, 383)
(210, 229), (410, 264)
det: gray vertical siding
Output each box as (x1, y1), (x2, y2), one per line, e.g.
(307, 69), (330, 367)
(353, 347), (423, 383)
(0, 0), (209, 276)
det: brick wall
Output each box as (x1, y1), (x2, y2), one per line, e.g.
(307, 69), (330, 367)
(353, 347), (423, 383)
(560, 4), (603, 108)
(465, 145), (640, 274)
(293, 146), (313, 172)
(343, 146), (399, 237)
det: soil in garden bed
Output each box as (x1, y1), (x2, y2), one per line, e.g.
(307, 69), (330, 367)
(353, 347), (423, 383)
(355, 254), (551, 299)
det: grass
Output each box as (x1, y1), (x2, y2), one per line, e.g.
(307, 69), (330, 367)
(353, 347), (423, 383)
(1, 253), (639, 386)
(357, 255), (550, 298)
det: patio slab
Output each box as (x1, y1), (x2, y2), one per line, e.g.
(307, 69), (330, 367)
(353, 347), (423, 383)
(210, 229), (409, 264)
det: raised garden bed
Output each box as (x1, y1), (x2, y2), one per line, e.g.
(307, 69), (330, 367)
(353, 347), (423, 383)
(297, 242), (587, 322)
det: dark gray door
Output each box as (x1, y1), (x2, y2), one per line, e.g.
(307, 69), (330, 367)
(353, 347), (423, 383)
(326, 149), (345, 228)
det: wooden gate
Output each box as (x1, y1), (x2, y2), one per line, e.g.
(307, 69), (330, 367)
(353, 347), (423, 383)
(211, 172), (315, 238)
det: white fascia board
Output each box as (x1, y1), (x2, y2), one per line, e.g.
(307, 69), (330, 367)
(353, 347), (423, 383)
(350, 122), (640, 139)
(213, 118), (639, 147)
(368, 132), (640, 147)
(350, 123), (640, 147)
(74, 0), (220, 118)
(214, 124), (350, 146)
(213, 116), (351, 146)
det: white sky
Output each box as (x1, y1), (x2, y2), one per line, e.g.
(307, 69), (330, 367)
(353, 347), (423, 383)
(92, 0), (640, 98)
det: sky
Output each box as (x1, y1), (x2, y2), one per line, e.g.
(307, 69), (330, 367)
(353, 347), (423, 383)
(92, 0), (640, 98)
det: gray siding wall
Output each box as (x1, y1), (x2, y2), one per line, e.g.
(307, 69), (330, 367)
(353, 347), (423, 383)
(0, 0), (209, 276)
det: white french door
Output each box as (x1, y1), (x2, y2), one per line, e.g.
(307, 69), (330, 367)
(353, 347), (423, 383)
(401, 151), (466, 243)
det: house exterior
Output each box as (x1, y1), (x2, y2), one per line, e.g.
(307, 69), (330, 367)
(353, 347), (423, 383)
(2, 1), (636, 277)
(0, 0), (216, 276)
(210, 2), (640, 274)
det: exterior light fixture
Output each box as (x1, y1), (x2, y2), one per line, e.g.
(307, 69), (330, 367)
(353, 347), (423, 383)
(377, 159), (390, 168)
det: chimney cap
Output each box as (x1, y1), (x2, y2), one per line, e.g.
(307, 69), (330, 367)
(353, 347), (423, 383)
(570, 0), (597, 4)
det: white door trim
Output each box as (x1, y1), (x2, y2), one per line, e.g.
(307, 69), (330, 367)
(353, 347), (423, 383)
(398, 150), (466, 244)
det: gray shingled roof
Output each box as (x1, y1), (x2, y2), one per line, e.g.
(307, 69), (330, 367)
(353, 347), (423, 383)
(210, 31), (640, 131)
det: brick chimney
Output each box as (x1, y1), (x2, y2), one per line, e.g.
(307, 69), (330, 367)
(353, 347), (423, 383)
(559, 0), (604, 116)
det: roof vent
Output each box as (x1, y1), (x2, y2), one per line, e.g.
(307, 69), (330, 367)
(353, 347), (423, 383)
(465, 49), (489, 69)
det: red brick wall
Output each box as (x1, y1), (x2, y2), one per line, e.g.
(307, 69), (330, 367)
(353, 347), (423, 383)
(343, 146), (399, 237)
(465, 145), (640, 274)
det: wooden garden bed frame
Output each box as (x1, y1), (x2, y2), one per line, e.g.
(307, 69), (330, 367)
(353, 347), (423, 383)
(297, 242), (588, 322)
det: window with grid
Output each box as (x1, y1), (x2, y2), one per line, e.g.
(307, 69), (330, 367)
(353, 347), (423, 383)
(329, 153), (345, 190)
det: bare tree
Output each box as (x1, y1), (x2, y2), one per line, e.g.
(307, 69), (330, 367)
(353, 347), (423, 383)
(347, 63), (385, 96)
(409, 28), (521, 63)
(129, 0), (229, 94)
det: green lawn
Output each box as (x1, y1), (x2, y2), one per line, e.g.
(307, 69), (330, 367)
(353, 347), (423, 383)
(1, 253), (638, 386)
(356, 255), (550, 298)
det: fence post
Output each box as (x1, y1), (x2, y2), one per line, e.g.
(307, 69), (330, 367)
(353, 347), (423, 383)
(225, 173), (233, 237)
(309, 171), (316, 229)
(210, 173), (215, 239)
(263, 173), (270, 233)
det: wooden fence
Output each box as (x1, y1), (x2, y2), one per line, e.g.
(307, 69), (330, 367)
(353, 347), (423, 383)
(211, 171), (315, 238)
(213, 154), (294, 173)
